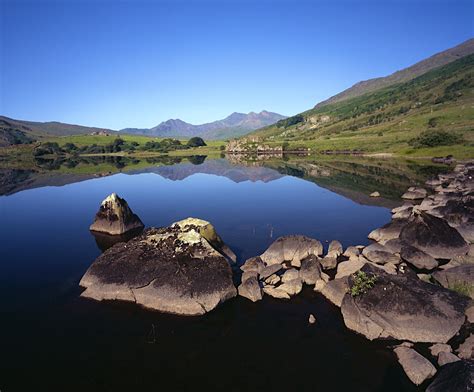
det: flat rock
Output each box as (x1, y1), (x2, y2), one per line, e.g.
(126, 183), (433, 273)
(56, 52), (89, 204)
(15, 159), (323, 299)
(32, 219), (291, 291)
(299, 255), (322, 285)
(90, 193), (144, 235)
(433, 265), (474, 299)
(259, 264), (283, 280)
(238, 276), (262, 302)
(241, 257), (265, 273)
(263, 287), (290, 300)
(260, 235), (323, 267)
(401, 244), (439, 271)
(394, 346), (436, 385)
(399, 211), (469, 259)
(80, 218), (237, 315)
(341, 264), (469, 343)
(362, 244), (401, 265)
(320, 277), (349, 307)
(335, 257), (366, 279)
(438, 352), (461, 367)
(426, 360), (474, 392)
(368, 219), (407, 243)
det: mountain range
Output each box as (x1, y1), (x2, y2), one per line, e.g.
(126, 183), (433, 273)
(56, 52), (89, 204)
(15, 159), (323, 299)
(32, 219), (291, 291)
(120, 111), (287, 140)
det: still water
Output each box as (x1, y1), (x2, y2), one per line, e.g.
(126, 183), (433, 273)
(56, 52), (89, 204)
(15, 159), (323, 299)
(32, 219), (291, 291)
(1, 157), (441, 391)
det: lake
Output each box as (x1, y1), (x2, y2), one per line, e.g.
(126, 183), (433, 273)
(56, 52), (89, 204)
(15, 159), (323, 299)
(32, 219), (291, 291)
(0, 155), (447, 391)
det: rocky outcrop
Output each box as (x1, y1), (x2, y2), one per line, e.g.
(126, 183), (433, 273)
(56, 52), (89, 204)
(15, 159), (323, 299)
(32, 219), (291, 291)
(401, 187), (427, 200)
(393, 346), (437, 385)
(433, 265), (474, 298)
(426, 360), (474, 392)
(260, 235), (323, 267)
(80, 218), (237, 315)
(341, 264), (469, 343)
(89, 193), (144, 235)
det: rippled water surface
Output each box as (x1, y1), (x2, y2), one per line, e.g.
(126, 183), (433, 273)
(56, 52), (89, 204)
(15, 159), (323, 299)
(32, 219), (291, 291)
(1, 156), (445, 391)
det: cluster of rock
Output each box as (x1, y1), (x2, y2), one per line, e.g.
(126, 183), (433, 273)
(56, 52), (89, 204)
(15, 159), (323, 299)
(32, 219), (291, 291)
(226, 138), (284, 154)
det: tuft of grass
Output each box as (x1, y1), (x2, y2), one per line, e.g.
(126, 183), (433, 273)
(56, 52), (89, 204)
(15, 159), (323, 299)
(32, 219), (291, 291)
(350, 271), (377, 297)
(449, 282), (473, 298)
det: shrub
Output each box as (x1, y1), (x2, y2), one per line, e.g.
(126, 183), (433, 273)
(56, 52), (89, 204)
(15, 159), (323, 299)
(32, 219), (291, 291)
(187, 137), (206, 147)
(350, 271), (377, 297)
(409, 130), (463, 148)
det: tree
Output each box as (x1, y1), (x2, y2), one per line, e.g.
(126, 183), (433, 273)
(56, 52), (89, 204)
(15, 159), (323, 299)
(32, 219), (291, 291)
(187, 137), (207, 147)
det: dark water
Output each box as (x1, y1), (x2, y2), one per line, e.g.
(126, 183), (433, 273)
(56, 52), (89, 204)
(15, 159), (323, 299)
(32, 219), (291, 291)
(0, 157), (441, 391)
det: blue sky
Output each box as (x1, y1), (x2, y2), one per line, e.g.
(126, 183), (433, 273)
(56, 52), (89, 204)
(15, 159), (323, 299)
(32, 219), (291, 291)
(1, 0), (473, 130)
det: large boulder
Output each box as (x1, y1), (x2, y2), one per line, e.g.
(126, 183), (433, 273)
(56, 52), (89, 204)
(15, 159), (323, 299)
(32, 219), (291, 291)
(238, 276), (262, 302)
(299, 255), (322, 285)
(89, 193), (144, 235)
(368, 219), (407, 243)
(433, 264), (474, 299)
(393, 346), (437, 385)
(399, 211), (469, 259)
(426, 360), (474, 392)
(260, 235), (323, 267)
(80, 218), (237, 315)
(341, 264), (469, 343)
(400, 244), (439, 271)
(319, 277), (349, 307)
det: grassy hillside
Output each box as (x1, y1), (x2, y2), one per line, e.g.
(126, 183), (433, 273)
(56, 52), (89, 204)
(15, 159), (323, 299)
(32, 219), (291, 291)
(315, 38), (474, 108)
(245, 53), (474, 158)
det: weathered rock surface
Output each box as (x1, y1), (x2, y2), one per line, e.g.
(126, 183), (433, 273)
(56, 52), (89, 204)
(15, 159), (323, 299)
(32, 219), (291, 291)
(341, 264), (469, 343)
(299, 255), (322, 285)
(394, 346), (436, 385)
(457, 334), (474, 360)
(402, 187), (427, 200)
(401, 244), (439, 271)
(429, 343), (452, 357)
(433, 264), (474, 299)
(80, 218), (237, 315)
(362, 243), (401, 265)
(438, 352), (461, 367)
(370, 191), (380, 197)
(368, 219), (407, 243)
(399, 211), (469, 259)
(319, 277), (349, 307)
(278, 279), (303, 296)
(238, 275), (262, 302)
(263, 287), (290, 299)
(240, 256), (265, 273)
(260, 235), (323, 267)
(335, 257), (366, 279)
(426, 360), (474, 392)
(320, 256), (338, 270)
(259, 264), (282, 280)
(328, 240), (343, 257)
(281, 268), (299, 283)
(89, 193), (144, 235)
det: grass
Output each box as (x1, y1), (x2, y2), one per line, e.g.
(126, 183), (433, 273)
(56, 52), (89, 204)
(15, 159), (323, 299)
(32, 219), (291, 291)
(449, 282), (473, 298)
(350, 271), (377, 297)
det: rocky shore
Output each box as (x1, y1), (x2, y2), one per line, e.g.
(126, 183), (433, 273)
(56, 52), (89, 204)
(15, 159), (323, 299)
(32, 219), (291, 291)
(80, 160), (474, 390)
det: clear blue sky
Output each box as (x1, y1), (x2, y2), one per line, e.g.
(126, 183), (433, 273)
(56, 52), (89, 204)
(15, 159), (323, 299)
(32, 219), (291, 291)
(1, 0), (473, 130)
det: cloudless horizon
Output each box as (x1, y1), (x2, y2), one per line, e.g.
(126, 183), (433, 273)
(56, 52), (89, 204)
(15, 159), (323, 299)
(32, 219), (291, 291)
(1, 0), (473, 130)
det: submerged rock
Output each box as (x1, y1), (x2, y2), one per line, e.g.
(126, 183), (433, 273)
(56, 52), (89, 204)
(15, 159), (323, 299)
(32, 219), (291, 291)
(394, 346), (437, 385)
(260, 235), (323, 267)
(399, 210), (469, 259)
(90, 193), (144, 235)
(80, 217), (237, 315)
(341, 264), (469, 343)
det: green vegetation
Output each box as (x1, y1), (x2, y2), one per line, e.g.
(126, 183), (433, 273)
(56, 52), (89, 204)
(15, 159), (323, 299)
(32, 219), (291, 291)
(350, 271), (377, 297)
(187, 137), (207, 147)
(409, 130), (463, 148)
(242, 54), (474, 158)
(449, 282), (473, 298)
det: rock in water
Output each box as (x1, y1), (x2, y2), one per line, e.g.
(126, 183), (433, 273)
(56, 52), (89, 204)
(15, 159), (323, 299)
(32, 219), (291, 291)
(399, 211), (469, 259)
(238, 276), (262, 302)
(341, 264), (469, 343)
(394, 346), (437, 385)
(90, 193), (144, 235)
(260, 235), (323, 267)
(426, 360), (474, 392)
(80, 218), (237, 315)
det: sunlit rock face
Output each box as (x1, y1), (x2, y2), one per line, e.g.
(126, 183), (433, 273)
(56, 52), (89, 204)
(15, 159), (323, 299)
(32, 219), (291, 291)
(80, 217), (237, 315)
(89, 193), (144, 235)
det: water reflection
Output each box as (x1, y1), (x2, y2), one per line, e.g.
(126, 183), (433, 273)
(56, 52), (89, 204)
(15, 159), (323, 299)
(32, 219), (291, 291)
(91, 227), (144, 252)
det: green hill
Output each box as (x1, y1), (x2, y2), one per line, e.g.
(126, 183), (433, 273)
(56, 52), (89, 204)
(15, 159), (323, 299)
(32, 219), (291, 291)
(243, 53), (474, 158)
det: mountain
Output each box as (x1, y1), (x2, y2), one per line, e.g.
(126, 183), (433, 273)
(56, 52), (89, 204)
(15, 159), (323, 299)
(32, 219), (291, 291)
(0, 115), (114, 141)
(243, 50), (474, 155)
(121, 111), (287, 140)
(315, 38), (474, 109)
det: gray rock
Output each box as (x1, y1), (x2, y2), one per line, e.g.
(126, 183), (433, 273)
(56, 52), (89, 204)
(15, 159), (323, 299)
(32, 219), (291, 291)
(341, 264), (469, 343)
(429, 343), (452, 357)
(328, 240), (343, 257)
(402, 187), (428, 200)
(238, 276), (262, 302)
(362, 244), (401, 265)
(433, 264), (474, 299)
(281, 268), (299, 283)
(260, 235), (323, 267)
(394, 346), (437, 385)
(89, 193), (144, 235)
(320, 256), (337, 270)
(370, 191), (380, 197)
(308, 314), (316, 324)
(259, 264), (283, 280)
(80, 218), (237, 315)
(438, 352), (461, 367)
(426, 360), (474, 392)
(457, 334), (474, 360)
(264, 274), (280, 285)
(399, 211), (469, 259)
(278, 279), (303, 296)
(466, 304), (474, 323)
(263, 287), (290, 299)
(383, 238), (403, 253)
(335, 257), (366, 279)
(401, 245), (439, 270)
(242, 270), (258, 283)
(320, 277), (349, 307)
(240, 257), (265, 273)
(368, 219), (407, 243)
(343, 246), (360, 259)
(299, 255), (322, 285)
